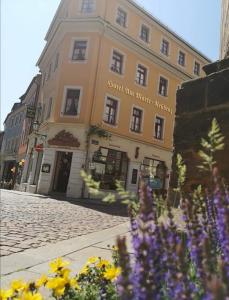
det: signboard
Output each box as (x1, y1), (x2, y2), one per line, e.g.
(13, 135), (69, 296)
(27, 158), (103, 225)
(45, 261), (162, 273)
(41, 164), (51, 173)
(26, 106), (36, 119)
(148, 177), (163, 189)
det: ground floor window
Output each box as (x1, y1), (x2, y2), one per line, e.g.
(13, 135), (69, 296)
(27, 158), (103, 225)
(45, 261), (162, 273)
(141, 157), (167, 190)
(91, 147), (128, 190)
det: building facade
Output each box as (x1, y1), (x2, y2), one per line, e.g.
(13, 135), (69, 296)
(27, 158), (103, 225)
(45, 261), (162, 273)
(1, 103), (25, 186)
(220, 0), (229, 59)
(21, 0), (210, 198)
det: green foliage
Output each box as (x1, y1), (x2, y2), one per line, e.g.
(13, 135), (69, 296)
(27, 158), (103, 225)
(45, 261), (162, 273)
(80, 170), (101, 196)
(87, 125), (111, 139)
(174, 153), (186, 193)
(198, 118), (224, 172)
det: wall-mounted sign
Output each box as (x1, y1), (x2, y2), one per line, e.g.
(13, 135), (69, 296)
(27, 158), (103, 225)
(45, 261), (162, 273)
(26, 106), (36, 119)
(148, 177), (163, 189)
(41, 163), (51, 173)
(107, 80), (173, 115)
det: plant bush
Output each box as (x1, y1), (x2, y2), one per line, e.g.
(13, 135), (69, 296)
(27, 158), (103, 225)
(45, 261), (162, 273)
(1, 119), (228, 299)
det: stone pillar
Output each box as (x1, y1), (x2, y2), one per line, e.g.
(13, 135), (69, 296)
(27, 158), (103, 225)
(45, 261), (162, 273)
(66, 150), (85, 198)
(37, 148), (56, 195)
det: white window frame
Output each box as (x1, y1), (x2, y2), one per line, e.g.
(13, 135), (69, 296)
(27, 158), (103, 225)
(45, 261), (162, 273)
(102, 94), (120, 128)
(109, 48), (126, 77)
(177, 49), (186, 67)
(129, 105), (144, 135)
(193, 60), (201, 76)
(61, 86), (83, 118)
(116, 6), (128, 28)
(160, 37), (170, 57)
(69, 37), (89, 63)
(154, 115), (165, 141)
(139, 23), (150, 44)
(158, 75), (169, 97)
(135, 62), (149, 87)
(80, 0), (96, 14)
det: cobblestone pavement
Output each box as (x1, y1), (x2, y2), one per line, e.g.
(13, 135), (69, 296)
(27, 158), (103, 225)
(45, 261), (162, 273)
(0, 190), (128, 257)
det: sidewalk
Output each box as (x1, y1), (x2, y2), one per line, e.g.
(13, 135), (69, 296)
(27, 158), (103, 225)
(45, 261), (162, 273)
(0, 222), (131, 289)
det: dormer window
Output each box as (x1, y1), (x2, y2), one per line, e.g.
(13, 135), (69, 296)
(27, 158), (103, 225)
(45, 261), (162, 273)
(116, 7), (127, 27)
(81, 0), (95, 13)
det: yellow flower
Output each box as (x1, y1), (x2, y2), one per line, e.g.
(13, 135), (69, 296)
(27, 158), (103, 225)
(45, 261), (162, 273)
(60, 268), (71, 279)
(69, 278), (79, 290)
(46, 277), (67, 290)
(49, 258), (69, 273)
(103, 266), (121, 281)
(0, 289), (14, 300)
(22, 291), (43, 300)
(78, 265), (88, 275)
(11, 279), (26, 292)
(36, 275), (48, 288)
(96, 259), (110, 269)
(112, 245), (118, 251)
(86, 256), (99, 265)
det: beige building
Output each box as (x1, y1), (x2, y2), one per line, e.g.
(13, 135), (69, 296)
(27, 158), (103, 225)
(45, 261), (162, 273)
(221, 0), (229, 58)
(21, 0), (210, 198)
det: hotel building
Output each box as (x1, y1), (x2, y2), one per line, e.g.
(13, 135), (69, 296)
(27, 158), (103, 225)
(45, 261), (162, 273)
(21, 0), (210, 197)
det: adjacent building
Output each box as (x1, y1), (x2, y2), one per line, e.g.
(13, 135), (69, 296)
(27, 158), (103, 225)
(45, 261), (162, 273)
(171, 1), (229, 194)
(1, 102), (24, 185)
(220, 0), (229, 59)
(21, 0), (210, 198)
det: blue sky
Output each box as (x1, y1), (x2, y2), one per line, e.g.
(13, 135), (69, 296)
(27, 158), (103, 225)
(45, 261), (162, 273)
(1, 0), (221, 129)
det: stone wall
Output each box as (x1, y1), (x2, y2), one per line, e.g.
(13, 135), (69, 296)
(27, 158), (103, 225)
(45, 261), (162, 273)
(171, 58), (229, 191)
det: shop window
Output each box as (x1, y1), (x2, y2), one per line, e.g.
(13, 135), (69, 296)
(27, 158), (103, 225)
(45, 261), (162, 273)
(131, 107), (142, 133)
(154, 116), (164, 140)
(116, 7), (127, 27)
(178, 50), (186, 66)
(161, 39), (169, 56)
(140, 24), (150, 43)
(141, 158), (166, 190)
(111, 50), (124, 74)
(72, 40), (87, 61)
(158, 76), (168, 97)
(81, 0), (95, 13)
(104, 97), (118, 125)
(92, 147), (128, 190)
(63, 89), (81, 116)
(194, 61), (200, 76)
(131, 169), (138, 184)
(136, 64), (147, 86)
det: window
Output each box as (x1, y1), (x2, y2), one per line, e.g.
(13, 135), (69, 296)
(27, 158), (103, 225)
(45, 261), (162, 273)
(131, 169), (138, 184)
(194, 61), (200, 75)
(154, 116), (164, 140)
(46, 98), (52, 119)
(54, 53), (59, 71)
(111, 50), (124, 74)
(158, 76), (168, 96)
(72, 40), (87, 61)
(140, 25), (150, 43)
(47, 63), (52, 80)
(81, 0), (95, 13)
(104, 97), (118, 125)
(43, 72), (46, 86)
(63, 89), (81, 116)
(131, 108), (142, 133)
(178, 51), (186, 66)
(161, 39), (169, 56)
(136, 64), (147, 86)
(116, 7), (127, 27)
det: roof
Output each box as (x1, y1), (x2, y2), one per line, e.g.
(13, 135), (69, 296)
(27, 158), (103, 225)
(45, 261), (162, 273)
(19, 74), (41, 101)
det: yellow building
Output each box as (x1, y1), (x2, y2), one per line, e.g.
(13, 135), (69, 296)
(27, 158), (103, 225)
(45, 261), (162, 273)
(21, 0), (210, 197)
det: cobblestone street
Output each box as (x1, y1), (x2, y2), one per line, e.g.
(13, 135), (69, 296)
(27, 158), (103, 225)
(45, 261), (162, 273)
(0, 190), (128, 257)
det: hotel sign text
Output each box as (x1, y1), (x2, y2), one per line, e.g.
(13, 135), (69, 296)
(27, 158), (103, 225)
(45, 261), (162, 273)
(107, 80), (173, 115)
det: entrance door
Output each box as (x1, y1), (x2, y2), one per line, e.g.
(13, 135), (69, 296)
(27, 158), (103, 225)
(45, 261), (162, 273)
(53, 151), (72, 193)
